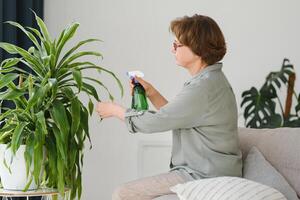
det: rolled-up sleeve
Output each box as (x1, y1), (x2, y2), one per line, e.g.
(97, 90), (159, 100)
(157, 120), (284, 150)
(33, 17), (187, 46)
(125, 83), (209, 134)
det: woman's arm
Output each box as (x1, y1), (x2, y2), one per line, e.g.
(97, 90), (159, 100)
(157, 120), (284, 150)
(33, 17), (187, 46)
(97, 83), (209, 133)
(147, 88), (168, 110)
(125, 83), (210, 133)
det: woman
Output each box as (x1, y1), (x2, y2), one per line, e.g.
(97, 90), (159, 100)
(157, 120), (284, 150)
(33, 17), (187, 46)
(97, 14), (242, 200)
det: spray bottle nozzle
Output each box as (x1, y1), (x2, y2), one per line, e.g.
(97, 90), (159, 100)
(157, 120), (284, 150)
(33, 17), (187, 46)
(126, 71), (144, 84)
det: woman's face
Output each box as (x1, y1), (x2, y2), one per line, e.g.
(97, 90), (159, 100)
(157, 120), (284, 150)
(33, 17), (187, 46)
(171, 39), (200, 69)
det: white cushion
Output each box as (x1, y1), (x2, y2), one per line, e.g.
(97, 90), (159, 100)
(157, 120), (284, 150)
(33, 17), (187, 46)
(152, 194), (179, 200)
(170, 176), (287, 200)
(243, 146), (298, 200)
(238, 127), (300, 197)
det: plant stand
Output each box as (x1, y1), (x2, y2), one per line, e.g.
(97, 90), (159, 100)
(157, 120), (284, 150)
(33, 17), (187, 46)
(0, 188), (70, 200)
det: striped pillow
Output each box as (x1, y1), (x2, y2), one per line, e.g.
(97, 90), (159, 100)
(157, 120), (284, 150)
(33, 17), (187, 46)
(170, 176), (287, 200)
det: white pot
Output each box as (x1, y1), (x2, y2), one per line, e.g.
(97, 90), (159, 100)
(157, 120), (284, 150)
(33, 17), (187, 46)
(0, 144), (38, 190)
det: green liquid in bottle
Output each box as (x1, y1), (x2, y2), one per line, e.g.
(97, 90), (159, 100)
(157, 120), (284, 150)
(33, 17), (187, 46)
(131, 81), (148, 110)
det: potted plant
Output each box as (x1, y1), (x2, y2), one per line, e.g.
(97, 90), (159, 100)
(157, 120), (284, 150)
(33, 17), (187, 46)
(241, 58), (300, 128)
(0, 12), (123, 199)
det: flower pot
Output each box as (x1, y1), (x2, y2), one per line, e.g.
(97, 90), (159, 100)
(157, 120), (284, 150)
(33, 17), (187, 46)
(0, 144), (38, 190)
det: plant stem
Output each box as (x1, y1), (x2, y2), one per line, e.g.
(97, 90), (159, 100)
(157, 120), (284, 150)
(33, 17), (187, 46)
(284, 73), (295, 118)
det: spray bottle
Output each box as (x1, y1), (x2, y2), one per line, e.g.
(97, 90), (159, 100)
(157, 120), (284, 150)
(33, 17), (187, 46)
(126, 71), (149, 111)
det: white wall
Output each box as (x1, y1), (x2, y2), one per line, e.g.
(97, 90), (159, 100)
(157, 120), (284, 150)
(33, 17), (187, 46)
(44, 0), (300, 199)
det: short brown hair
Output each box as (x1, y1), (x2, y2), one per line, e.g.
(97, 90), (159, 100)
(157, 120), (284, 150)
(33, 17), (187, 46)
(170, 14), (226, 65)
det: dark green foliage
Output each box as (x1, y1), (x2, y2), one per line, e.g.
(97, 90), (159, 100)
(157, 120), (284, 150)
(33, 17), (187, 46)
(241, 58), (300, 128)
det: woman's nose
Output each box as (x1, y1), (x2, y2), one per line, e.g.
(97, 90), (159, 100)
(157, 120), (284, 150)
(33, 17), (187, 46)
(171, 47), (176, 54)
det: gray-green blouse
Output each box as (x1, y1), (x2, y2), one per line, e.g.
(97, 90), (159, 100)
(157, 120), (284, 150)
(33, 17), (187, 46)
(125, 63), (242, 179)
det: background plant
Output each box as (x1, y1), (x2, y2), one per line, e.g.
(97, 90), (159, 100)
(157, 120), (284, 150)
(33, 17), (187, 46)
(0, 12), (123, 199)
(241, 58), (300, 128)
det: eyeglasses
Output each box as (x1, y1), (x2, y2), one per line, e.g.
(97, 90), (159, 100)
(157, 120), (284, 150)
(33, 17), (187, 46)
(173, 42), (184, 51)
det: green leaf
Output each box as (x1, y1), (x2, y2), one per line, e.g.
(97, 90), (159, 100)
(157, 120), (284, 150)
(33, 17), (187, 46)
(11, 122), (28, 154)
(71, 97), (81, 135)
(24, 134), (34, 177)
(13, 96), (27, 109)
(0, 42), (19, 54)
(0, 42), (45, 77)
(48, 78), (58, 99)
(23, 176), (33, 192)
(26, 84), (49, 111)
(265, 59), (294, 91)
(0, 66), (31, 77)
(80, 107), (92, 149)
(0, 73), (19, 89)
(57, 153), (65, 195)
(5, 21), (41, 50)
(56, 23), (80, 65)
(69, 137), (79, 170)
(33, 111), (47, 186)
(241, 87), (280, 128)
(61, 87), (75, 99)
(59, 51), (102, 70)
(88, 98), (94, 116)
(26, 27), (43, 41)
(0, 109), (17, 121)
(50, 100), (70, 138)
(0, 57), (20, 69)
(45, 138), (57, 187)
(82, 82), (99, 101)
(52, 124), (67, 164)
(84, 77), (114, 101)
(32, 10), (52, 42)
(3, 156), (12, 174)
(71, 68), (82, 92)
(58, 38), (101, 68)
(77, 174), (82, 199)
(36, 111), (48, 136)
(0, 88), (24, 100)
(0, 130), (14, 144)
(79, 65), (124, 97)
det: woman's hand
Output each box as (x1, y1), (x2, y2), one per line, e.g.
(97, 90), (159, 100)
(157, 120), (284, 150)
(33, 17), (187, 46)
(130, 76), (168, 110)
(96, 102), (125, 121)
(130, 76), (157, 97)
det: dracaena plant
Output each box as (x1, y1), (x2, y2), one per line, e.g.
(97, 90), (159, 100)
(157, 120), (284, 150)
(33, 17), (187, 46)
(241, 58), (300, 128)
(0, 12), (123, 199)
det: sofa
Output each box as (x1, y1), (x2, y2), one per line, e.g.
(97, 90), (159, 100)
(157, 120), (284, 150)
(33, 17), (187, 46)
(154, 127), (300, 200)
